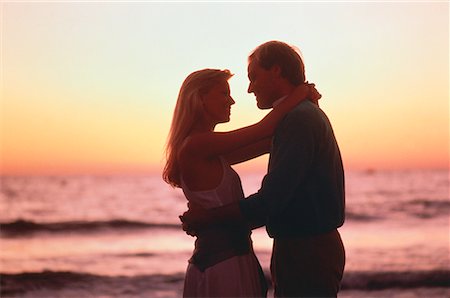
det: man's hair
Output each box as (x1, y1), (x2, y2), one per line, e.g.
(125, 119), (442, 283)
(249, 40), (305, 86)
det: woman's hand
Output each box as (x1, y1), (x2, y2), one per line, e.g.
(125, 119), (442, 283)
(281, 82), (322, 109)
(306, 82), (322, 106)
(283, 83), (310, 107)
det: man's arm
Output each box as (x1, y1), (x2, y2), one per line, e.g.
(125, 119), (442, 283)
(180, 200), (245, 233)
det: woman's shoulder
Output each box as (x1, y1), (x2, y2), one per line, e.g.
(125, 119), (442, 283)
(178, 132), (222, 168)
(179, 132), (213, 158)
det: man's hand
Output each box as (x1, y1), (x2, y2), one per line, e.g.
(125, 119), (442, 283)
(179, 201), (243, 236)
(179, 214), (197, 237)
(179, 202), (210, 237)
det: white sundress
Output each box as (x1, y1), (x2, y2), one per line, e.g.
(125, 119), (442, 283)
(181, 158), (267, 298)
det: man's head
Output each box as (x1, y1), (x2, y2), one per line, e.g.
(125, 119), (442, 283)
(247, 41), (306, 109)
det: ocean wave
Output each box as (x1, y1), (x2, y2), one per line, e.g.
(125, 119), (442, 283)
(345, 198), (450, 222)
(345, 211), (382, 222)
(0, 271), (185, 297)
(1, 270), (449, 296)
(0, 219), (180, 237)
(341, 270), (450, 290)
(402, 199), (450, 219)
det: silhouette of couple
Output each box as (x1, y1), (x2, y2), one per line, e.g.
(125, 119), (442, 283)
(163, 41), (345, 298)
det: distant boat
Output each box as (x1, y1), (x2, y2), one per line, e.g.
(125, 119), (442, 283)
(364, 168), (376, 175)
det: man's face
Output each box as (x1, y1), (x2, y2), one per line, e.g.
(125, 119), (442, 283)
(247, 60), (279, 109)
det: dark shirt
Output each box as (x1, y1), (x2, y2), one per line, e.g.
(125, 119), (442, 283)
(239, 100), (345, 238)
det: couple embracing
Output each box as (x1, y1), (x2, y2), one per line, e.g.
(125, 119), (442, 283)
(163, 40), (345, 298)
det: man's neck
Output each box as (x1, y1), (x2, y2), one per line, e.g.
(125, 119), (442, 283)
(272, 84), (296, 107)
(272, 95), (288, 107)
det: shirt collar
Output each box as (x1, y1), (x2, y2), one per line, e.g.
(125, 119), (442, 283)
(272, 95), (288, 107)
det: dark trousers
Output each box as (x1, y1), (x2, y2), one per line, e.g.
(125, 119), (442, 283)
(271, 229), (345, 298)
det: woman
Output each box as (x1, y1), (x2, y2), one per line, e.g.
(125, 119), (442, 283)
(163, 69), (319, 297)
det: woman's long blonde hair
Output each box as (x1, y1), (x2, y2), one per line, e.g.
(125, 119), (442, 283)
(163, 69), (233, 188)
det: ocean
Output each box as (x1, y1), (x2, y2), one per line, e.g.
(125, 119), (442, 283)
(1, 169), (449, 297)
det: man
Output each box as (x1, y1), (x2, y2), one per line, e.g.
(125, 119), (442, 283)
(182, 40), (345, 297)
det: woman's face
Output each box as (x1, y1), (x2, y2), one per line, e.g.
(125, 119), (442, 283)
(202, 80), (235, 125)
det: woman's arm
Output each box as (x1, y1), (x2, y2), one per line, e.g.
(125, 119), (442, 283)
(222, 83), (321, 165)
(183, 83), (312, 159)
(224, 137), (271, 165)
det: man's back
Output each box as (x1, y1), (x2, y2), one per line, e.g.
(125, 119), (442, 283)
(261, 100), (346, 298)
(240, 100), (345, 238)
(266, 100), (345, 237)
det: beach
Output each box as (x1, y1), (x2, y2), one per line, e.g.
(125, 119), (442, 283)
(1, 169), (449, 297)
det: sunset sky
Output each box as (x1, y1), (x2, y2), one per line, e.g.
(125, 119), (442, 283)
(1, 1), (448, 175)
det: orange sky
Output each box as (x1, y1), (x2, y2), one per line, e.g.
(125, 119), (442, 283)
(1, 2), (448, 175)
